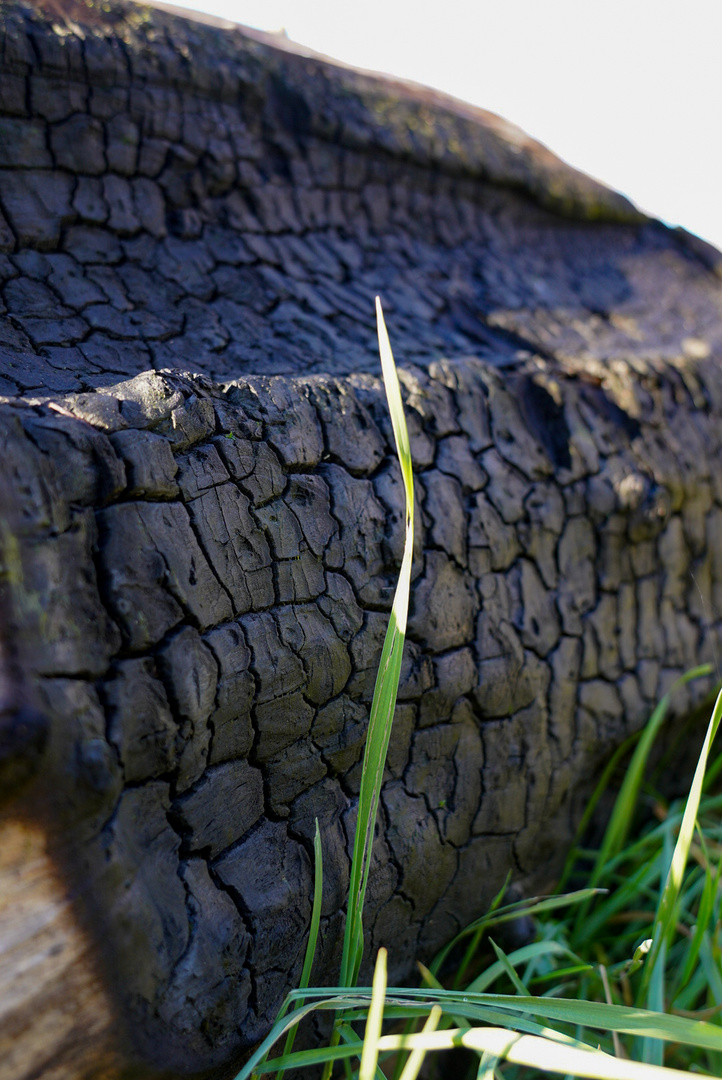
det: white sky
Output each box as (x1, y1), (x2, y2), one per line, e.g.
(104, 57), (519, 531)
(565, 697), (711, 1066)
(167, 0), (722, 252)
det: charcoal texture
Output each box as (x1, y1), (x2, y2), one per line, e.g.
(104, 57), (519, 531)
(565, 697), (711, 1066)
(1, 1), (722, 1077)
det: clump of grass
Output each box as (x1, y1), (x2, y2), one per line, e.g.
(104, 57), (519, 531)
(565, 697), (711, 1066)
(235, 303), (722, 1080)
(510, 669), (722, 1077)
(430, 666), (722, 1079)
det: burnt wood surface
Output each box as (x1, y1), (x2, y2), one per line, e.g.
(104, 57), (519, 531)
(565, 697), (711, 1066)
(1, 1), (722, 1077)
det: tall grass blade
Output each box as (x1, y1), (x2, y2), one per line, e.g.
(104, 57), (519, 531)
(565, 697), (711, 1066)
(640, 685), (722, 999)
(339, 298), (414, 989)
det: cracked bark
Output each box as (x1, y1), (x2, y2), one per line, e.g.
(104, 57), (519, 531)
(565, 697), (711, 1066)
(1, 2), (722, 1078)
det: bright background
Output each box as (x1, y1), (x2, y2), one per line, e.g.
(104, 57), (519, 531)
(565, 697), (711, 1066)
(163, 0), (722, 252)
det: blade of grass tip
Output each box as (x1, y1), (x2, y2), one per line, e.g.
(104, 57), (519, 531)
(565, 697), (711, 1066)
(360, 948), (388, 1080)
(489, 871), (513, 913)
(641, 684), (722, 999)
(418, 962), (444, 992)
(340, 299), (414, 991)
(488, 939), (532, 998)
(467, 941), (584, 995)
(397, 1004), (442, 1080)
(376, 297), (413, 498)
(277, 819), (323, 1080)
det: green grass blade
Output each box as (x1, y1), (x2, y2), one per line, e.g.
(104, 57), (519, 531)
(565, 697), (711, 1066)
(488, 939), (532, 997)
(277, 819), (323, 1080)
(251, 1042), (365, 1076)
(271, 985), (722, 1051)
(243, 1022), (700, 1080)
(432, 889), (603, 975)
(467, 994), (722, 1050)
(340, 299), (414, 989)
(360, 948), (388, 1080)
(467, 941), (588, 994)
(269, 983), (722, 1041)
(641, 685), (722, 998)
(232, 998), (351, 1080)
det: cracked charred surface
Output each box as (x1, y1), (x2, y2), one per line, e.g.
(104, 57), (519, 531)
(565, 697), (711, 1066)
(1, 1), (722, 1078)
(4, 360), (722, 1078)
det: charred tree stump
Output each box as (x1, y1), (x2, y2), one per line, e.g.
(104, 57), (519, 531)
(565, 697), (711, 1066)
(1, 1), (722, 1076)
